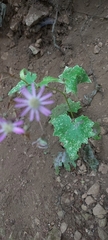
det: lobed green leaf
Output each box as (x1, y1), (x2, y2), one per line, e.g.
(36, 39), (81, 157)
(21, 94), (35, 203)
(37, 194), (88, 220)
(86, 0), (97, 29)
(37, 76), (61, 87)
(8, 80), (26, 96)
(8, 69), (37, 96)
(50, 114), (95, 167)
(20, 68), (37, 84)
(59, 65), (91, 94)
(83, 144), (99, 170)
(51, 98), (81, 120)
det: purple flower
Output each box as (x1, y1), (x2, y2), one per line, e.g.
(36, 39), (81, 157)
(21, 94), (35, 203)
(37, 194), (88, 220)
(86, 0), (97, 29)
(14, 83), (54, 122)
(0, 118), (25, 142)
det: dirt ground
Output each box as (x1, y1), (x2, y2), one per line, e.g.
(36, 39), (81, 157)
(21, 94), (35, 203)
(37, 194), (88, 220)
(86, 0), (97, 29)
(0, 0), (108, 239)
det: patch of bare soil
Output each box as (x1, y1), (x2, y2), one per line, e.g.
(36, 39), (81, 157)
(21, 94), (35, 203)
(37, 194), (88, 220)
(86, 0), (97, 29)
(0, 0), (108, 239)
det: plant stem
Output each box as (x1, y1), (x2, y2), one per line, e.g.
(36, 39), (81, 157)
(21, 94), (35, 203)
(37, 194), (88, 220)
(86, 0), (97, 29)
(62, 92), (74, 119)
(47, 86), (74, 119)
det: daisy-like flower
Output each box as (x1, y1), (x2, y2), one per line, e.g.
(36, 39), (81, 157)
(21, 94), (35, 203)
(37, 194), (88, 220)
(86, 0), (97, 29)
(14, 83), (54, 122)
(0, 118), (24, 142)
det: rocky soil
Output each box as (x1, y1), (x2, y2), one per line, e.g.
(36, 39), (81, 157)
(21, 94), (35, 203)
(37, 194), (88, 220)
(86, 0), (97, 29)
(0, 0), (108, 239)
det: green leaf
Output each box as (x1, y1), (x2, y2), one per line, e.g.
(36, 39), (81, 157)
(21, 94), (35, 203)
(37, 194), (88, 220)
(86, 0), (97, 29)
(59, 65), (91, 94)
(54, 151), (71, 174)
(67, 98), (81, 113)
(8, 80), (26, 96)
(20, 68), (37, 84)
(83, 144), (99, 170)
(51, 99), (81, 120)
(50, 114), (95, 167)
(92, 122), (101, 140)
(8, 69), (37, 96)
(37, 76), (60, 87)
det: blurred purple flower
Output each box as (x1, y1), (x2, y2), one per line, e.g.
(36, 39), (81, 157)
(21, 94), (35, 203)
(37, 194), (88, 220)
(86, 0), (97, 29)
(14, 83), (54, 122)
(0, 118), (24, 142)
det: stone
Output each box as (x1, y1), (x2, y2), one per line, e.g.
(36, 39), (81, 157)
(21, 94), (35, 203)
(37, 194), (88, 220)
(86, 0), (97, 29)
(89, 170), (97, 176)
(77, 159), (82, 167)
(93, 204), (107, 218)
(56, 177), (61, 183)
(28, 63), (33, 70)
(25, 5), (48, 27)
(62, 15), (69, 24)
(34, 218), (40, 226)
(85, 196), (95, 205)
(103, 117), (108, 123)
(34, 232), (40, 240)
(82, 213), (92, 221)
(60, 222), (68, 234)
(82, 193), (87, 199)
(7, 30), (13, 39)
(60, 61), (65, 68)
(74, 230), (82, 240)
(1, 52), (8, 60)
(98, 227), (108, 240)
(46, 226), (61, 240)
(81, 204), (87, 211)
(94, 45), (100, 54)
(100, 127), (106, 135)
(98, 163), (108, 174)
(57, 211), (64, 220)
(35, 38), (42, 48)
(106, 188), (108, 193)
(98, 42), (103, 48)
(98, 217), (107, 228)
(79, 164), (87, 173)
(87, 182), (100, 198)
(10, 17), (22, 32)
(29, 45), (40, 55)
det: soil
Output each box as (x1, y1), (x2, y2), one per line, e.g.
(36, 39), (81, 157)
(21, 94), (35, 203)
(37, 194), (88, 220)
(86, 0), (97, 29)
(0, 0), (108, 239)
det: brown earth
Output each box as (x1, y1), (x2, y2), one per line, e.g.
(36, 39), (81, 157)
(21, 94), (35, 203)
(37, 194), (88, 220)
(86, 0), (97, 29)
(0, 0), (108, 239)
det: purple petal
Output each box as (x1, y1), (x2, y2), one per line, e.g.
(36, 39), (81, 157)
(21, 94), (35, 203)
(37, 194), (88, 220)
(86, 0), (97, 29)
(31, 83), (36, 97)
(14, 98), (28, 103)
(37, 86), (45, 98)
(13, 127), (25, 134)
(0, 118), (6, 123)
(39, 106), (51, 116)
(41, 100), (54, 105)
(40, 93), (52, 101)
(20, 106), (31, 117)
(0, 129), (4, 133)
(0, 133), (7, 142)
(13, 120), (24, 127)
(21, 87), (32, 99)
(35, 110), (40, 121)
(29, 109), (35, 121)
(15, 102), (29, 108)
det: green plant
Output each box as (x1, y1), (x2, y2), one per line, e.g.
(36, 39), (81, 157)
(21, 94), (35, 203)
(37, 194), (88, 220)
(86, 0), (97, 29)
(1, 65), (100, 173)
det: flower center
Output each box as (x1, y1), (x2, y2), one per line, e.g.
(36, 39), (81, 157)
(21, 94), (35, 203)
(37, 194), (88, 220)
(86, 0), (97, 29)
(3, 123), (13, 134)
(29, 98), (40, 109)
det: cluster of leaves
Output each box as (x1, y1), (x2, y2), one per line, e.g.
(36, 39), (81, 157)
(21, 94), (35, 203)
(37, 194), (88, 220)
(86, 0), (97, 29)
(8, 65), (100, 174)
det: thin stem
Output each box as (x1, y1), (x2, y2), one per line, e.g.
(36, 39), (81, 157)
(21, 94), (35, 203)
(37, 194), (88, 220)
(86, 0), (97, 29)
(62, 91), (74, 119)
(39, 120), (43, 132)
(47, 86), (74, 119)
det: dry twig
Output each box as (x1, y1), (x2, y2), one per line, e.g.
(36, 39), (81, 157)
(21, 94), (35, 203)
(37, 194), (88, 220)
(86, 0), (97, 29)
(52, 6), (65, 55)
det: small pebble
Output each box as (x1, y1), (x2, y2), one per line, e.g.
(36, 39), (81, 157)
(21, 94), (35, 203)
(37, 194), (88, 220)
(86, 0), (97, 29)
(74, 230), (82, 240)
(94, 45), (100, 54)
(60, 222), (68, 234)
(85, 196), (95, 205)
(98, 42), (103, 48)
(81, 204), (87, 211)
(98, 217), (107, 228)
